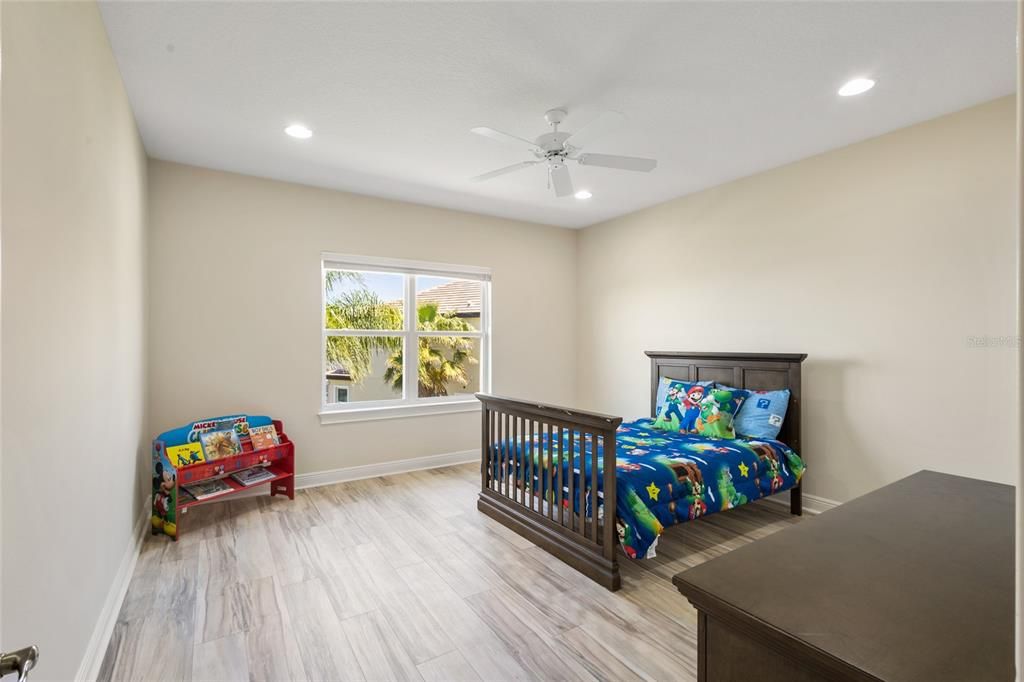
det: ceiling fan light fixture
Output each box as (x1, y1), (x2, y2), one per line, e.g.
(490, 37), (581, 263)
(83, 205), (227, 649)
(837, 77), (875, 97)
(574, 190), (593, 200)
(284, 123), (313, 139)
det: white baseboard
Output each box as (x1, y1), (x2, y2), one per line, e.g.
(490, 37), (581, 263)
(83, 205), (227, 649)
(76, 505), (149, 682)
(294, 449), (477, 490)
(763, 490), (840, 515)
(206, 448), (478, 502)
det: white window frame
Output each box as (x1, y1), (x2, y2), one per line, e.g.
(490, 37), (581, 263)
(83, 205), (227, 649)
(319, 252), (492, 424)
(334, 386), (350, 403)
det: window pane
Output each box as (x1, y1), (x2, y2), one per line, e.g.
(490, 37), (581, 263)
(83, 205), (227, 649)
(325, 270), (404, 330)
(325, 335), (403, 404)
(415, 276), (481, 332)
(416, 336), (480, 398)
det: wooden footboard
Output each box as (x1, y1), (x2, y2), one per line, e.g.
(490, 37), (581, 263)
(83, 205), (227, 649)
(475, 394), (624, 591)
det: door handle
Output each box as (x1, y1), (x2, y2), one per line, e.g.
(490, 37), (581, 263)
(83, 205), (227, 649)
(0, 646), (38, 682)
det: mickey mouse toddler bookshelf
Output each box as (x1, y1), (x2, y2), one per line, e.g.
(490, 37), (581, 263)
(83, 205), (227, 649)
(151, 414), (294, 539)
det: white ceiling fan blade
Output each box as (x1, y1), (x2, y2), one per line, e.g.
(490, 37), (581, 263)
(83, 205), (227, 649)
(471, 126), (537, 149)
(550, 164), (574, 198)
(470, 161), (539, 183)
(566, 111), (626, 149)
(577, 153), (657, 172)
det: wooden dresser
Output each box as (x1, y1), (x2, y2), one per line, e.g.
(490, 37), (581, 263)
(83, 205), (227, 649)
(673, 471), (1014, 681)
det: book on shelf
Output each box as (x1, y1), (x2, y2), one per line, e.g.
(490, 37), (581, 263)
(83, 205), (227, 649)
(249, 424), (280, 451)
(187, 416), (250, 443)
(199, 428), (243, 460)
(166, 442), (205, 468)
(184, 479), (233, 500)
(231, 467), (277, 487)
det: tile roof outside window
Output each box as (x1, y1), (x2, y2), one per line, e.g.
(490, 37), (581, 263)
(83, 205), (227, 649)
(415, 279), (482, 316)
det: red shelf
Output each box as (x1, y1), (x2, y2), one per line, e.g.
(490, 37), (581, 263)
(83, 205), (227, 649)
(155, 418), (296, 540)
(178, 465), (294, 510)
(176, 438), (293, 486)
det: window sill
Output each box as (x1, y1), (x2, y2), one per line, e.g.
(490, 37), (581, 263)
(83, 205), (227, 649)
(319, 399), (481, 425)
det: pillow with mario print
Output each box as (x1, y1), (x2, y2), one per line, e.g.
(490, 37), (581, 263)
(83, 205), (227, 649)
(652, 378), (713, 433)
(717, 384), (790, 440)
(695, 387), (750, 439)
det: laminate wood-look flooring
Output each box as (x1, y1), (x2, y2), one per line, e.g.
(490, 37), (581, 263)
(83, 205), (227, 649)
(98, 463), (802, 682)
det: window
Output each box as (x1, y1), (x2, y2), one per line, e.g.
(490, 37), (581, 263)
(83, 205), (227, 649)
(321, 253), (491, 422)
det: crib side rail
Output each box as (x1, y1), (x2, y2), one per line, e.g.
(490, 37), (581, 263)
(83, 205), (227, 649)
(476, 393), (623, 590)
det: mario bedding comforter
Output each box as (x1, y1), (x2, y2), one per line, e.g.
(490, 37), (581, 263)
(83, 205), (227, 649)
(498, 418), (806, 559)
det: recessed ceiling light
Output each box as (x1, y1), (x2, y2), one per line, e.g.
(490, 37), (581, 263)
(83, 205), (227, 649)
(838, 78), (875, 97)
(284, 124), (313, 139)
(574, 190), (593, 200)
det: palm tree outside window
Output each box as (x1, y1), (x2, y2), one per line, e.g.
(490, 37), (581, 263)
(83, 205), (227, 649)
(321, 254), (490, 415)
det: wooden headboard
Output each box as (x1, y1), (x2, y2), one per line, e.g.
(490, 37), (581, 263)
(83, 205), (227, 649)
(645, 351), (807, 456)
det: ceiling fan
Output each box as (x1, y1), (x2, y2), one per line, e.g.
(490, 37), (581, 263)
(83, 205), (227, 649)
(470, 108), (657, 197)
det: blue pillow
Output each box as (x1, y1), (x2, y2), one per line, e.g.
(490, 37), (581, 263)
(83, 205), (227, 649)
(652, 378), (713, 433)
(717, 384), (790, 440)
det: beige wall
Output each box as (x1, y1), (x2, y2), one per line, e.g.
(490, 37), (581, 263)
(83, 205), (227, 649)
(1, 0), (5, 652)
(147, 160), (576, 474)
(1, 2), (148, 679)
(576, 96), (1017, 504)
(1016, 2), (1022, 669)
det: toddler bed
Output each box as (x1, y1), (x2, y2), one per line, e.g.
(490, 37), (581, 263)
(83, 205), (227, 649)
(476, 351), (806, 591)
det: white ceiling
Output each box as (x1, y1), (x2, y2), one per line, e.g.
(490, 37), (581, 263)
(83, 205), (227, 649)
(99, 1), (1017, 229)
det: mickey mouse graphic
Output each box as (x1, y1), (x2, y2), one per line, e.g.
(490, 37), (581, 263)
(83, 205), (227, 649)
(153, 462), (175, 523)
